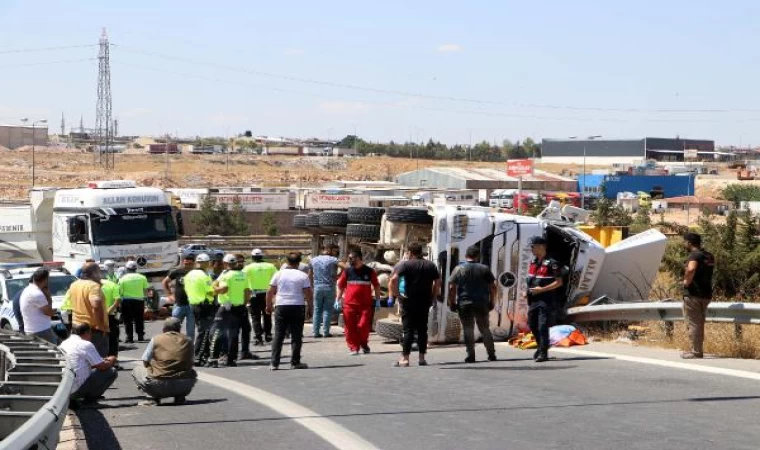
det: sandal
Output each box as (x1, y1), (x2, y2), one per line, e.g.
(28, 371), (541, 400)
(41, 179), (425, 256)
(393, 360), (410, 367)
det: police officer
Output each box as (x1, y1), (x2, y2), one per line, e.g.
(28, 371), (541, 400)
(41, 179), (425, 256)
(207, 254), (250, 368)
(118, 261), (149, 343)
(526, 236), (565, 363)
(184, 253), (215, 366)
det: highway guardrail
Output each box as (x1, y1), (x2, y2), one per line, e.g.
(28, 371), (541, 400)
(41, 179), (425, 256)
(0, 332), (72, 450)
(567, 301), (760, 324)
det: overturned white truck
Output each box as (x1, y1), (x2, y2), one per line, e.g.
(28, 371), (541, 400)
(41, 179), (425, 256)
(341, 204), (668, 344)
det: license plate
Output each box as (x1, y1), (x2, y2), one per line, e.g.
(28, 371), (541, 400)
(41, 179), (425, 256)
(147, 262), (163, 268)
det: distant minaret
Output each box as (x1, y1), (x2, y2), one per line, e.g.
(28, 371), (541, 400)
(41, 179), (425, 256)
(113, 118), (119, 137)
(60, 112), (66, 136)
(79, 115), (84, 133)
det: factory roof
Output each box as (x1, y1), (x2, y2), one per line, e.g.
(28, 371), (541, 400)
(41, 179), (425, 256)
(402, 166), (574, 182)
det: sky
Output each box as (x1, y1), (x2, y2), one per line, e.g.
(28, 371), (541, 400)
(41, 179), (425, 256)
(1, 1), (760, 146)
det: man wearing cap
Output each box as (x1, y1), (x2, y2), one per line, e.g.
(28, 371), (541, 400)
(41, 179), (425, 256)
(103, 260), (118, 284)
(132, 317), (197, 406)
(100, 274), (121, 359)
(526, 236), (565, 363)
(185, 253), (215, 365)
(118, 261), (149, 343)
(207, 254), (249, 368)
(243, 249), (277, 346)
(163, 254), (196, 341)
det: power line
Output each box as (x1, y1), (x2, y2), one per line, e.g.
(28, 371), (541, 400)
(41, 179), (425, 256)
(0, 58), (95, 69)
(111, 43), (760, 115)
(0, 44), (96, 55)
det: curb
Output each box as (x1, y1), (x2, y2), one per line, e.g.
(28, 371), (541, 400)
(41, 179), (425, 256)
(56, 411), (87, 450)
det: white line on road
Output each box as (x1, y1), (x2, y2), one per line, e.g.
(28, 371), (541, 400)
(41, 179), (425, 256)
(197, 372), (380, 450)
(549, 347), (760, 381)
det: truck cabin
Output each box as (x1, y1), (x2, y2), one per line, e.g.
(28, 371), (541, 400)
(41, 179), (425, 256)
(66, 205), (178, 247)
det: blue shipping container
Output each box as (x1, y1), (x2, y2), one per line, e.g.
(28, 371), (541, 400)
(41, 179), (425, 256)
(577, 174), (695, 199)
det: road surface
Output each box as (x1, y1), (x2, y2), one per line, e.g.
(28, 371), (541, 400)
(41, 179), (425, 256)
(70, 321), (760, 450)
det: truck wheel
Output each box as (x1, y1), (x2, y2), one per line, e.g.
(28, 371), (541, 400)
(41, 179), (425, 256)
(386, 207), (433, 224)
(305, 213), (321, 229)
(319, 211), (349, 228)
(346, 224), (381, 241)
(293, 214), (308, 228)
(376, 318), (403, 342)
(347, 207), (385, 225)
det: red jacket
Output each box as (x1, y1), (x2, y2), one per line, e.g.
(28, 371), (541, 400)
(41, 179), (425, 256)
(338, 265), (379, 307)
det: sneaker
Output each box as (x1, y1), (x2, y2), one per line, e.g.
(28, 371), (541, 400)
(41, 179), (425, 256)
(240, 352), (259, 360)
(533, 349), (541, 360)
(464, 356), (476, 364)
(138, 336), (146, 342)
(125, 339), (135, 344)
(226, 360), (238, 367)
(204, 360), (219, 368)
(290, 362), (309, 370)
(488, 354), (497, 362)
(254, 340), (264, 347)
(265, 335), (273, 342)
(314, 334), (323, 338)
(681, 352), (704, 359)
(361, 345), (371, 354)
(324, 333), (333, 338)
(534, 354), (548, 363)
(174, 396), (186, 405)
(269, 365), (279, 371)
(349, 350), (360, 356)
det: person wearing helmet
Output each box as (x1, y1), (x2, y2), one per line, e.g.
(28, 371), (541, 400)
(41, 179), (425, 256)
(234, 253), (256, 360)
(242, 249), (277, 346)
(526, 235), (566, 363)
(206, 254), (250, 368)
(184, 253), (215, 366)
(103, 260), (118, 284)
(118, 261), (149, 343)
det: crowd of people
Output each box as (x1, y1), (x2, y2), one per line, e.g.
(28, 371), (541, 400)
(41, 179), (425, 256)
(13, 232), (713, 407)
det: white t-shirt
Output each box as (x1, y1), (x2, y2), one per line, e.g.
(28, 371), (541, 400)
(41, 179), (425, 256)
(270, 268), (311, 306)
(20, 284), (50, 334)
(59, 334), (103, 391)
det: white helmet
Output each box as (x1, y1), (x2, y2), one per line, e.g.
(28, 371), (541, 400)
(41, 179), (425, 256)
(251, 249), (263, 256)
(196, 253), (211, 263)
(222, 254), (238, 264)
(103, 260), (116, 267)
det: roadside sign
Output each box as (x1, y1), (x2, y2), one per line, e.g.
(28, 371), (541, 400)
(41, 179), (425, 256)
(507, 159), (534, 177)
(305, 193), (370, 209)
(210, 193), (289, 211)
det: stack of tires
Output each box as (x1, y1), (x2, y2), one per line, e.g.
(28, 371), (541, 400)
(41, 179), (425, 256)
(293, 214), (308, 230)
(318, 210), (348, 233)
(346, 207), (384, 242)
(385, 206), (433, 225)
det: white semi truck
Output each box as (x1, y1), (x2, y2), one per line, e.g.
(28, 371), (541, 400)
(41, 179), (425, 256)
(362, 204), (668, 343)
(0, 180), (181, 290)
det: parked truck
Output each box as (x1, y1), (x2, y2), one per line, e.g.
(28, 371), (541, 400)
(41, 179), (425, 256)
(0, 180), (181, 291)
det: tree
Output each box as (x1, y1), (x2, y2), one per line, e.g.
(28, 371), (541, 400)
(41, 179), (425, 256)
(229, 197), (250, 235)
(192, 195), (222, 236)
(720, 184), (760, 208)
(191, 195), (249, 236)
(631, 205), (652, 232)
(261, 210), (279, 236)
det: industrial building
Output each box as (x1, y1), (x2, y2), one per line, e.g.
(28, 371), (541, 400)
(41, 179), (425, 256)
(396, 167), (577, 192)
(578, 174), (696, 199)
(0, 125), (49, 150)
(541, 137), (719, 164)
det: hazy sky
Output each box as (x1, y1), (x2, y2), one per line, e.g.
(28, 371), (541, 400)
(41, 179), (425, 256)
(1, 1), (759, 146)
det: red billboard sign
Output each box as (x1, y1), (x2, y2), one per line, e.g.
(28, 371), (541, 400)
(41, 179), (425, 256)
(506, 159), (534, 177)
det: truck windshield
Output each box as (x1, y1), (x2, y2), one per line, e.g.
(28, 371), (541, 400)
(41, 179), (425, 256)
(6, 275), (77, 300)
(91, 212), (177, 245)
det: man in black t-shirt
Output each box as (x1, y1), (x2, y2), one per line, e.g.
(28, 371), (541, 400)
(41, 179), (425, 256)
(162, 254), (196, 341)
(682, 232), (715, 359)
(449, 246), (497, 363)
(389, 242), (441, 367)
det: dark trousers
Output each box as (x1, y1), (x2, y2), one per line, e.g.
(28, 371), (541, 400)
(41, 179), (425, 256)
(72, 367), (118, 401)
(108, 315), (120, 357)
(240, 304), (251, 354)
(459, 303), (496, 358)
(210, 306), (244, 363)
(193, 303), (215, 363)
(251, 292), (272, 341)
(528, 303), (555, 354)
(271, 305), (305, 367)
(121, 299), (145, 341)
(401, 303), (429, 356)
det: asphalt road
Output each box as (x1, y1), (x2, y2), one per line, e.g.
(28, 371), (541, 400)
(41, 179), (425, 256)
(73, 321), (760, 450)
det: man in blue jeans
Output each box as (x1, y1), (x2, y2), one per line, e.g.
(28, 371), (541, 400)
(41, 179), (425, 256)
(163, 254), (196, 340)
(308, 245), (340, 338)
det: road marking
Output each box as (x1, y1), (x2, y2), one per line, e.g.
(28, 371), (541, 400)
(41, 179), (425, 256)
(197, 372), (380, 450)
(549, 347), (760, 381)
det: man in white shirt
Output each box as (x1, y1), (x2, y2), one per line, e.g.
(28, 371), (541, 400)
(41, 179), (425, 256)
(267, 252), (312, 371)
(20, 268), (56, 344)
(59, 323), (118, 407)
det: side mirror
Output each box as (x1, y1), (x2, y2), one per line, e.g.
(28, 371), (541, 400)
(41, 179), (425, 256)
(67, 216), (90, 244)
(175, 211), (185, 236)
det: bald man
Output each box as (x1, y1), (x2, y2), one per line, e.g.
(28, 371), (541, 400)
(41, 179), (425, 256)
(69, 262), (110, 357)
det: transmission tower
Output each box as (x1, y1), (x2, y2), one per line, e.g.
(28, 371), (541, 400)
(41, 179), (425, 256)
(95, 28), (114, 170)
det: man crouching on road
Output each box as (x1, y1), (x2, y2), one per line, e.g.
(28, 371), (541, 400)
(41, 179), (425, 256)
(132, 317), (197, 406)
(267, 252), (312, 370)
(60, 323), (118, 409)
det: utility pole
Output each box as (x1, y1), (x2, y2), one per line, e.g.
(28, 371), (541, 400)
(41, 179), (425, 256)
(95, 28), (114, 170)
(165, 133), (171, 182)
(60, 113), (65, 137)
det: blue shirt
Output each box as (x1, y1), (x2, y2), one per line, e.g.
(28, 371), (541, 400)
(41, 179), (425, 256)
(309, 255), (338, 290)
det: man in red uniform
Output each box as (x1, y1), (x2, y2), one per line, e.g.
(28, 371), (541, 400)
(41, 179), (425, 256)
(337, 251), (381, 355)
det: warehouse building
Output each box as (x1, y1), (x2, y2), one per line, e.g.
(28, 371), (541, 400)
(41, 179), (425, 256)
(396, 167), (576, 192)
(541, 137), (718, 164)
(0, 125), (49, 149)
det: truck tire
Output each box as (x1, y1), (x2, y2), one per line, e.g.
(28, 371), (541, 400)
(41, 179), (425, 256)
(305, 213), (321, 229)
(293, 214), (308, 228)
(345, 224), (381, 241)
(385, 207), (432, 224)
(319, 210), (349, 228)
(347, 207), (385, 225)
(375, 318), (403, 342)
